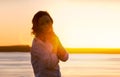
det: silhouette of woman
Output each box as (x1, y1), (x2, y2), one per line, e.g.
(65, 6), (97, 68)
(31, 11), (69, 77)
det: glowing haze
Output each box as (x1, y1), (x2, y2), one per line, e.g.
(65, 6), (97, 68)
(0, 0), (120, 48)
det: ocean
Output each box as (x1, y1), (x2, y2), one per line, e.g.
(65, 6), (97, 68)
(0, 52), (120, 77)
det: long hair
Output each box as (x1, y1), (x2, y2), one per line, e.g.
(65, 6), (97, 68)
(32, 11), (53, 36)
(32, 11), (59, 53)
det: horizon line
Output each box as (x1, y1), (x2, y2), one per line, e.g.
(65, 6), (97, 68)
(0, 45), (120, 49)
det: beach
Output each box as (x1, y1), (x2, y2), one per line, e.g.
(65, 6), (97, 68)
(0, 52), (120, 77)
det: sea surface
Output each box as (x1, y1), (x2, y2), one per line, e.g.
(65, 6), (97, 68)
(0, 52), (120, 77)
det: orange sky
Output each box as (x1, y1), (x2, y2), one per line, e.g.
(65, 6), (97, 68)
(0, 0), (120, 48)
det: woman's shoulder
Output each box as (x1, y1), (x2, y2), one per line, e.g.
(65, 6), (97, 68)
(31, 38), (44, 50)
(31, 38), (38, 50)
(32, 38), (39, 46)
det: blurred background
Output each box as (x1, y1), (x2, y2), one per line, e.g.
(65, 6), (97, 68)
(0, 0), (120, 48)
(0, 0), (120, 77)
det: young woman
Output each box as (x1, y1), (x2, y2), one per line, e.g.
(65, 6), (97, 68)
(31, 11), (69, 77)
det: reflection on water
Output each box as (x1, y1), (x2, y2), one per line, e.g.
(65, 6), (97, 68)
(0, 52), (120, 77)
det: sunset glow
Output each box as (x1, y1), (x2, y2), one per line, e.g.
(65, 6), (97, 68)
(0, 0), (120, 48)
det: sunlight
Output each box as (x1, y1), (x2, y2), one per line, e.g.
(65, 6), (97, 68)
(0, 0), (120, 48)
(53, 1), (120, 48)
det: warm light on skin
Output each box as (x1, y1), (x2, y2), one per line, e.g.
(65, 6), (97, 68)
(0, 0), (120, 48)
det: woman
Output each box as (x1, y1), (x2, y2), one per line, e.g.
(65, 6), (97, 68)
(31, 11), (69, 77)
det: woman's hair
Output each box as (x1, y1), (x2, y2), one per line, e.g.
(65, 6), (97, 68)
(32, 11), (53, 36)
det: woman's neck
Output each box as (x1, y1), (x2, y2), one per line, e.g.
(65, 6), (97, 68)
(36, 31), (55, 42)
(36, 35), (46, 42)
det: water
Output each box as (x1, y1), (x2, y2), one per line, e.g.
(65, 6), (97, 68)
(0, 52), (120, 77)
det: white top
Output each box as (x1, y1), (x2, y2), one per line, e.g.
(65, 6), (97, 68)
(31, 37), (69, 77)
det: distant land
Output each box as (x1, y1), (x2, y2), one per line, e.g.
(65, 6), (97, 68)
(0, 45), (30, 52)
(0, 45), (120, 54)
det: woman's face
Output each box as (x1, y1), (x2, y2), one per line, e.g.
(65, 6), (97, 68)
(38, 15), (53, 34)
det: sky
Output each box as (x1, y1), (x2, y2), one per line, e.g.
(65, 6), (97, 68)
(0, 0), (120, 48)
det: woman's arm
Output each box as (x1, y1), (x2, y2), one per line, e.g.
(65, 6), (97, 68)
(57, 38), (69, 62)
